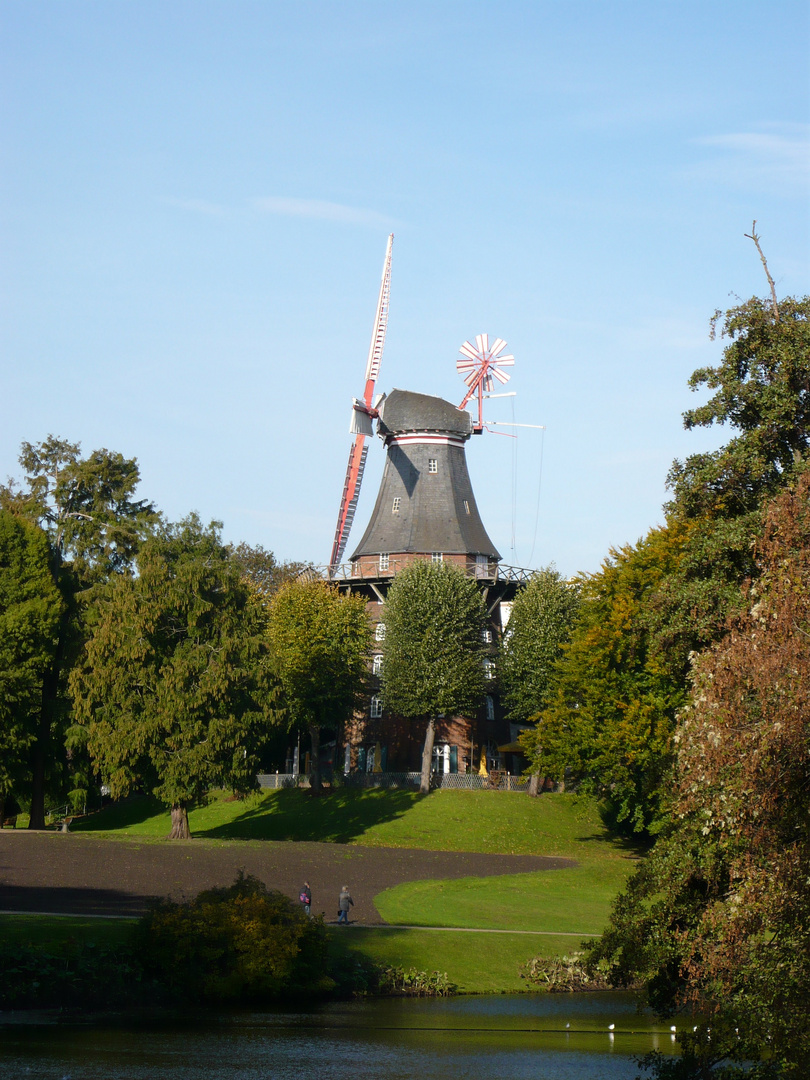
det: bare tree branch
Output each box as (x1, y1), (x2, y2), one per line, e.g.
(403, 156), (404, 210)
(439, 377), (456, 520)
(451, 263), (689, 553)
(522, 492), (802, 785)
(744, 220), (780, 321)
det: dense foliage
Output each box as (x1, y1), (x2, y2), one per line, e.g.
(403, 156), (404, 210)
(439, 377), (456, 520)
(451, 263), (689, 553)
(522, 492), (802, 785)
(0, 436), (158, 826)
(499, 566), (580, 723)
(589, 470), (810, 1077)
(381, 559), (487, 792)
(71, 516), (273, 837)
(139, 873), (330, 1003)
(266, 577), (371, 791)
(0, 511), (63, 815)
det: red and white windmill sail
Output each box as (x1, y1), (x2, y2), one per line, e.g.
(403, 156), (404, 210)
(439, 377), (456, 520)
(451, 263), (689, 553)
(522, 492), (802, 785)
(329, 234), (393, 572)
(457, 334), (514, 432)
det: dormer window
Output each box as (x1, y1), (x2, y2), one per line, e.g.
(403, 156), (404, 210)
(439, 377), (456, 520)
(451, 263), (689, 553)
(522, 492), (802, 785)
(428, 458), (437, 474)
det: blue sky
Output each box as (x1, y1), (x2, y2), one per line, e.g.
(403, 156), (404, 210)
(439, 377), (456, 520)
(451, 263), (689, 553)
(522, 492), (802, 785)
(2, 1), (808, 576)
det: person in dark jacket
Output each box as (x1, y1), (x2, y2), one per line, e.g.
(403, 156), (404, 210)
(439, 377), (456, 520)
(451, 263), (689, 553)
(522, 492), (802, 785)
(299, 882), (312, 917)
(337, 885), (354, 924)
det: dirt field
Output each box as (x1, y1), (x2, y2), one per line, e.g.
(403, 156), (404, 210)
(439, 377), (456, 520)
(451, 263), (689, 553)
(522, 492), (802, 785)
(0, 831), (574, 924)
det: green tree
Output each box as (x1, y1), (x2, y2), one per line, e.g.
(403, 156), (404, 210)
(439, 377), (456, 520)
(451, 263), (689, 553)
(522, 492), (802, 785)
(71, 516), (272, 838)
(265, 577), (371, 793)
(526, 525), (688, 833)
(588, 470), (810, 1078)
(500, 567), (580, 722)
(381, 560), (487, 794)
(0, 436), (157, 827)
(0, 511), (64, 818)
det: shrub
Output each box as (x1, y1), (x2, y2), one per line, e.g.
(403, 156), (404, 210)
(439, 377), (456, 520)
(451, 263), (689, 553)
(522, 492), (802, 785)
(520, 951), (615, 992)
(138, 872), (330, 1003)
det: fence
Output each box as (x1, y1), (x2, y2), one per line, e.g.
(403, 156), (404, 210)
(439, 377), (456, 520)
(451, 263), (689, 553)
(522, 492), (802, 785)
(257, 771), (530, 792)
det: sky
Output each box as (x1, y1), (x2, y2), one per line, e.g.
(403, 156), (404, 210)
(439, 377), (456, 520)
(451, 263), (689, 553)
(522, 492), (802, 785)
(2, 1), (809, 577)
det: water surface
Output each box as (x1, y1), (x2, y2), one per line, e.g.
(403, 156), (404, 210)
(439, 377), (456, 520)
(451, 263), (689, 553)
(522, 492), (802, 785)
(1, 993), (679, 1079)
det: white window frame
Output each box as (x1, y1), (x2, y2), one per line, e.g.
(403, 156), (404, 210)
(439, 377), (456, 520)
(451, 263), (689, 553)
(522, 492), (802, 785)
(431, 551), (443, 563)
(464, 500), (470, 515)
(392, 497), (401, 514)
(428, 458), (437, 474)
(370, 695), (383, 718)
(482, 628), (493, 644)
(379, 552), (390, 571)
(483, 659), (495, 680)
(372, 654), (383, 675)
(375, 621), (386, 641)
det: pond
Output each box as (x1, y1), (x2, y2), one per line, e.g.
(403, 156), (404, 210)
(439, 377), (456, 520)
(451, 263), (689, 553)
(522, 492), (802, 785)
(0, 993), (678, 1080)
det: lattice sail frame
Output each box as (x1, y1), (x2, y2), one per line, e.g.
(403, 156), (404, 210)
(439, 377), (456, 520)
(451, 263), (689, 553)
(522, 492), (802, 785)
(328, 234), (394, 572)
(457, 334), (514, 432)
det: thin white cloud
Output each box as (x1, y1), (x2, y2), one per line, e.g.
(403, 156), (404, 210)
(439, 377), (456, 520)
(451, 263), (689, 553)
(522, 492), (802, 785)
(252, 196), (394, 227)
(687, 124), (810, 195)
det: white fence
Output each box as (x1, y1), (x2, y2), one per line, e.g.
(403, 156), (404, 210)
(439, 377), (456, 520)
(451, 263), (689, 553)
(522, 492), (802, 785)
(257, 771), (530, 792)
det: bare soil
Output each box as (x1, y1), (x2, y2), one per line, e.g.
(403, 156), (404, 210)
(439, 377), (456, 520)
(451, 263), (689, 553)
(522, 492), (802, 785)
(0, 831), (574, 925)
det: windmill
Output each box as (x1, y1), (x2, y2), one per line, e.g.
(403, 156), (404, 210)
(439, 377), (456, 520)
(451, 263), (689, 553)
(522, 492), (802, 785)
(328, 234), (394, 572)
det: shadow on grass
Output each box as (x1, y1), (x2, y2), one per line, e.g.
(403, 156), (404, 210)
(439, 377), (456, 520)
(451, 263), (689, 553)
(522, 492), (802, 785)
(71, 795), (166, 832)
(199, 788), (425, 844)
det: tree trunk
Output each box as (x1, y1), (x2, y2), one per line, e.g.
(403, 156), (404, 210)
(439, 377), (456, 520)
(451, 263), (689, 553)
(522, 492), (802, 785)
(420, 716), (436, 795)
(168, 803), (191, 839)
(528, 772), (541, 797)
(309, 722), (321, 793)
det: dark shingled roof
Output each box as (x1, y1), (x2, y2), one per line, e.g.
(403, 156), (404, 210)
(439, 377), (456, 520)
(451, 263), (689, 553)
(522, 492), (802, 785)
(350, 390), (500, 562)
(377, 389), (472, 437)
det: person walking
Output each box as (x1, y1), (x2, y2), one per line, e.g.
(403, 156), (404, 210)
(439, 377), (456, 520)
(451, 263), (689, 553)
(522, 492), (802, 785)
(299, 882), (312, 917)
(337, 885), (354, 925)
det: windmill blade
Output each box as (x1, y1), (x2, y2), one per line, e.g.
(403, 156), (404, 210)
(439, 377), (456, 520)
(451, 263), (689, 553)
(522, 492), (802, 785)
(350, 401), (374, 436)
(330, 434), (370, 569)
(361, 233), (394, 406)
(328, 234), (394, 570)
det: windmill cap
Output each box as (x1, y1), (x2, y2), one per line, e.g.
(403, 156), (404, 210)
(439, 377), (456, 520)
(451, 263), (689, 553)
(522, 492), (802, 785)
(378, 390), (472, 437)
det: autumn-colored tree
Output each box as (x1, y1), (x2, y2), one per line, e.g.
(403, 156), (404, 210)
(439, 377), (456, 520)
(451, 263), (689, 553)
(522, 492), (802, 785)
(589, 469), (810, 1077)
(265, 577), (371, 793)
(72, 516), (272, 838)
(381, 560), (487, 794)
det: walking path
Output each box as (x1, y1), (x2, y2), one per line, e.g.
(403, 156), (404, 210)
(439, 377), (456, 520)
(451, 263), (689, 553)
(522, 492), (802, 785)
(0, 831), (577, 927)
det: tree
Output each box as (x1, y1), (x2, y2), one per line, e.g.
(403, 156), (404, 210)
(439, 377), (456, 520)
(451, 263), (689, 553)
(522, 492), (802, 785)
(500, 567), (580, 721)
(0, 436), (157, 827)
(228, 541), (306, 599)
(265, 577), (371, 793)
(71, 516), (272, 838)
(381, 560), (487, 794)
(525, 525), (688, 832)
(0, 511), (64, 818)
(588, 470), (810, 1077)
(499, 567), (580, 795)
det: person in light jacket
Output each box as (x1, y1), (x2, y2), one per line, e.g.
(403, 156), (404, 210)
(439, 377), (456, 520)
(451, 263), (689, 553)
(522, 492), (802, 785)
(337, 885), (354, 924)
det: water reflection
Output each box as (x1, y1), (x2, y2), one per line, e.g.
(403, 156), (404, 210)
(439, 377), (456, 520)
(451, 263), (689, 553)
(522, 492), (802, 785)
(0, 993), (676, 1080)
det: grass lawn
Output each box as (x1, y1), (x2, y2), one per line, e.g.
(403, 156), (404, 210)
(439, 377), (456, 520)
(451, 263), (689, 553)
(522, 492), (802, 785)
(327, 926), (582, 994)
(15, 790), (641, 991)
(70, 788), (639, 860)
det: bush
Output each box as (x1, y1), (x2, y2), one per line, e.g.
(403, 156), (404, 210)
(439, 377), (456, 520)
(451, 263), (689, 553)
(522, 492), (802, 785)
(0, 941), (149, 1010)
(138, 872), (330, 1003)
(520, 951), (615, 992)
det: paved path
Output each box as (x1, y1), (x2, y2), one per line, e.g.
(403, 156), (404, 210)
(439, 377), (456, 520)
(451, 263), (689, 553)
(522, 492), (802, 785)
(0, 831), (576, 926)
